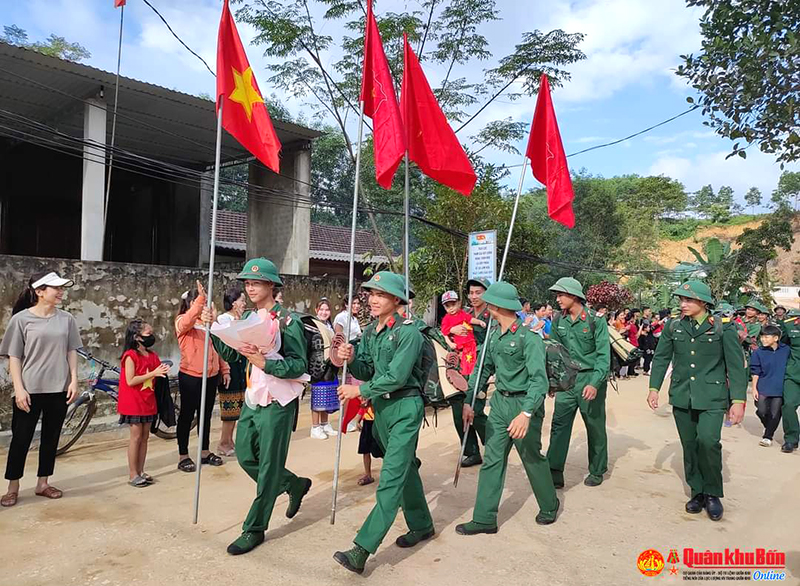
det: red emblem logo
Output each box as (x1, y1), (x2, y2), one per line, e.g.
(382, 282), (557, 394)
(637, 550), (665, 577)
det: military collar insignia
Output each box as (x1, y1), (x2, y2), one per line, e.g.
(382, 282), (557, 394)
(510, 322), (519, 333)
(270, 310), (278, 320)
(580, 311), (587, 321)
(708, 316), (715, 325)
(795, 318), (800, 326)
(387, 316), (396, 328)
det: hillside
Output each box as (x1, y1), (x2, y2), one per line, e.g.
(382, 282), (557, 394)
(652, 215), (800, 285)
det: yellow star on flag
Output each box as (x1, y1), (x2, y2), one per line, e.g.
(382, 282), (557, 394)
(229, 66), (264, 122)
(142, 378), (154, 391)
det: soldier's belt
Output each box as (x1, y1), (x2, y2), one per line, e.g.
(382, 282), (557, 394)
(496, 390), (526, 397)
(378, 388), (421, 401)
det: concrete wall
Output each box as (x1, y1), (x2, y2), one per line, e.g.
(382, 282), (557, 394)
(0, 255), (349, 402)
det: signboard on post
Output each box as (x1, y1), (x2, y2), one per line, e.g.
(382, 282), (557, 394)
(468, 230), (497, 284)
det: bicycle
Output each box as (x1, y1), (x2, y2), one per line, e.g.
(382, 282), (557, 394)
(56, 348), (194, 456)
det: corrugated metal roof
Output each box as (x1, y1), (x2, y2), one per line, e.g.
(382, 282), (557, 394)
(0, 42), (322, 167)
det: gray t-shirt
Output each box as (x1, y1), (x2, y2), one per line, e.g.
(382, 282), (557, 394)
(0, 309), (83, 394)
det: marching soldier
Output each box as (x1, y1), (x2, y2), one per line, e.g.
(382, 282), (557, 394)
(203, 258), (313, 556)
(546, 277), (611, 488)
(456, 281), (559, 535)
(449, 278), (492, 467)
(779, 308), (800, 453)
(333, 272), (434, 575)
(647, 280), (747, 521)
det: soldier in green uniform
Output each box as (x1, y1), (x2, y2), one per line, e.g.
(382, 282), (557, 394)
(546, 277), (611, 488)
(456, 281), (559, 535)
(333, 272), (434, 575)
(779, 309), (800, 453)
(449, 277), (491, 467)
(647, 280), (747, 521)
(203, 258), (313, 556)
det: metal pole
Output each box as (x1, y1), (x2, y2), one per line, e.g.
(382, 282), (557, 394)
(193, 101), (224, 524)
(454, 152), (527, 487)
(403, 152), (410, 303)
(100, 4), (125, 259)
(331, 101), (366, 525)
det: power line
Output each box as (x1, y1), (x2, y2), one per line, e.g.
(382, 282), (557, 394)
(141, 0), (216, 77)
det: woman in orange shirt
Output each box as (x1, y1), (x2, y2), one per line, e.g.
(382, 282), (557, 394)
(175, 281), (229, 472)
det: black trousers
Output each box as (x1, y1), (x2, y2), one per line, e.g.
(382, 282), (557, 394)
(177, 372), (218, 455)
(5, 392), (68, 481)
(756, 396), (783, 440)
(642, 349), (655, 374)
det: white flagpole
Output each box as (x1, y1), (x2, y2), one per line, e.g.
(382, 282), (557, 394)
(403, 152), (410, 302)
(100, 3), (125, 258)
(331, 101), (366, 525)
(193, 100), (224, 524)
(454, 151), (527, 487)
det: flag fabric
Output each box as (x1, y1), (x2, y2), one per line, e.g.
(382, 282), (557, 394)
(526, 74), (575, 228)
(360, 0), (405, 189)
(340, 398), (362, 434)
(114, 0), (126, 7)
(401, 34), (476, 196)
(216, 0), (281, 173)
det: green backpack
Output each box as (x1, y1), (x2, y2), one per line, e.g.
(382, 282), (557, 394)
(543, 339), (585, 393)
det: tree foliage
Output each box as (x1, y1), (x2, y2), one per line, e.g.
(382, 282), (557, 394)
(744, 186), (762, 214)
(676, 0), (800, 164)
(1, 25), (91, 62)
(586, 281), (633, 312)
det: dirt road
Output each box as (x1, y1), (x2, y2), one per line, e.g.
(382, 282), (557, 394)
(1, 376), (798, 586)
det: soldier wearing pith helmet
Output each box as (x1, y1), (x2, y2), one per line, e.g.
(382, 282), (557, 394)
(647, 280), (747, 521)
(333, 271), (434, 575)
(546, 277), (611, 488)
(456, 281), (559, 536)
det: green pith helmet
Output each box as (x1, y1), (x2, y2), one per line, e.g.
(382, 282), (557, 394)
(549, 277), (586, 301)
(716, 302), (735, 315)
(466, 277), (491, 291)
(361, 271), (412, 305)
(481, 281), (523, 312)
(237, 257), (282, 285)
(672, 280), (715, 306)
(786, 308), (800, 318)
(745, 300), (770, 314)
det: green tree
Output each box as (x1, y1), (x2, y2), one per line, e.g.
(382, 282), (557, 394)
(676, 0), (800, 164)
(770, 170), (800, 211)
(744, 186), (762, 215)
(1, 25), (91, 62)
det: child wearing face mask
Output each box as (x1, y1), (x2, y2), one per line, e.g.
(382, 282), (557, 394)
(119, 319), (170, 487)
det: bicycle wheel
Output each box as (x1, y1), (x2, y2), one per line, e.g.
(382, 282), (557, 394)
(153, 378), (198, 439)
(56, 394), (96, 456)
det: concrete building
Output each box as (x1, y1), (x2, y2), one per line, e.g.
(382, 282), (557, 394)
(0, 41), (322, 273)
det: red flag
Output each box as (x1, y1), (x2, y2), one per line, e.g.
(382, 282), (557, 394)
(340, 398), (362, 434)
(360, 0), (405, 189)
(526, 74), (575, 228)
(401, 35), (476, 196)
(114, 0), (126, 6)
(216, 0), (281, 173)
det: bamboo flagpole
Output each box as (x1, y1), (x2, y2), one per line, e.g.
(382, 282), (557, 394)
(330, 101), (366, 525)
(453, 152), (527, 487)
(100, 3), (125, 257)
(192, 100), (224, 524)
(403, 153), (411, 302)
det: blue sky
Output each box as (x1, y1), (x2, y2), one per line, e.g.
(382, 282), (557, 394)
(2, 0), (796, 206)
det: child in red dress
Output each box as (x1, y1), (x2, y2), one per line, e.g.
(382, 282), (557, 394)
(440, 291), (486, 375)
(119, 319), (170, 488)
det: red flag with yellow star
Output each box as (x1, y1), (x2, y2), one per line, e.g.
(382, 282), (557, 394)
(216, 0), (281, 173)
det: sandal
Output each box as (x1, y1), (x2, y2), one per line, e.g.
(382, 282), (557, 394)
(140, 473), (154, 484)
(1, 492), (18, 507)
(128, 475), (149, 488)
(178, 458), (196, 473)
(357, 476), (374, 486)
(35, 486), (63, 499)
(201, 453), (224, 467)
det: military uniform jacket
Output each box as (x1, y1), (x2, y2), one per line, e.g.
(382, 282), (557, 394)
(466, 318), (548, 413)
(649, 314), (747, 410)
(212, 304), (308, 380)
(467, 305), (492, 346)
(780, 317), (800, 384)
(349, 313), (425, 401)
(550, 307), (610, 390)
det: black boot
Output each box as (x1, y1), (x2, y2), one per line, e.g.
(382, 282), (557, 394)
(705, 496), (724, 521)
(781, 442), (797, 454)
(685, 494), (705, 514)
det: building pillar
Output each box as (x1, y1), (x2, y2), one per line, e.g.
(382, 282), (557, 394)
(80, 98), (106, 261)
(247, 145), (311, 275)
(198, 170), (212, 267)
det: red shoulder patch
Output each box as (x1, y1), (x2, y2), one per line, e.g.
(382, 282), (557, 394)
(510, 322), (519, 333)
(270, 311), (278, 320)
(387, 317), (396, 328)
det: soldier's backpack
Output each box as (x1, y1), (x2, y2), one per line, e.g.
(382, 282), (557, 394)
(542, 339), (586, 393)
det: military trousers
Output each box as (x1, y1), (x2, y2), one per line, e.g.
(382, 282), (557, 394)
(472, 393), (558, 526)
(781, 378), (800, 445)
(450, 394), (487, 458)
(236, 400), (302, 533)
(672, 406), (725, 498)
(354, 396), (434, 554)
(546, 372), (608, 477)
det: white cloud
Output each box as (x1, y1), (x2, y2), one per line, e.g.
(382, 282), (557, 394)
(647, 149), (799, 201)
